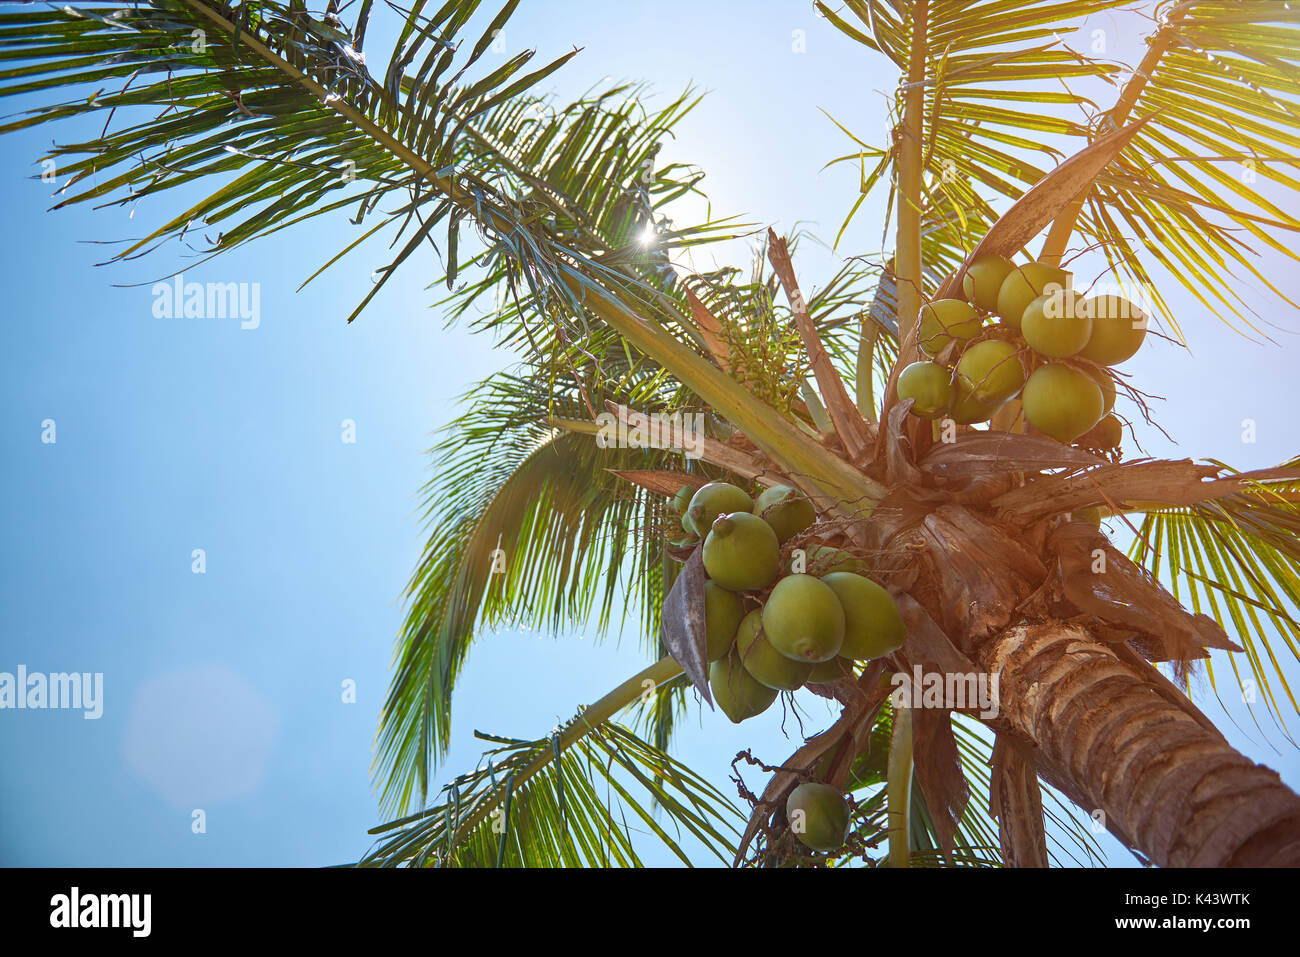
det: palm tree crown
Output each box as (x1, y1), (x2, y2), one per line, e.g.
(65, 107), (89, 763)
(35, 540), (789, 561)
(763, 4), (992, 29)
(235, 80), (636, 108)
(4, 0), (1299, 867)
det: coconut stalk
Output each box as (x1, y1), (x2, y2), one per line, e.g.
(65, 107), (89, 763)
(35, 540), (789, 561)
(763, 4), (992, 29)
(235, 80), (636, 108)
(856, 318), (880, 422)
(894, 0), (930, 346)
(562, 272), (889, 515)
(886, 705), (914, 868)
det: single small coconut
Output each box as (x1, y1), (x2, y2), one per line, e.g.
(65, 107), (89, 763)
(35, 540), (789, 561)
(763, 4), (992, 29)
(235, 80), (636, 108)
(702, 512), (780, 591)
(955, 339), (1025, 405)
(946, 380), (1001, 425)
(681, 481), (754, 535)
(807, 656), (855, 684)
(918, 298), (982, 356)
(754, 484), (816, 544)
(1021, 289), (1092, 358)
(1082, 363), (1117, 414)
(961, 254), (1015, 313)
(1089, 413), (1124, 449)
(996, 261), (1071, 330)
(684, 481), (752, 536)
(1077, 295), (1148, 366)
(897, 361), (954, 419)
(710, 653), (779, 723)
(786, 782), (851, 852)
(735, 609), (813, 691)
(704, 581), (746, 661)
(762, 574), (846, 663)
(820, 572), (907, 660)
(1022, 363), (1105, 443)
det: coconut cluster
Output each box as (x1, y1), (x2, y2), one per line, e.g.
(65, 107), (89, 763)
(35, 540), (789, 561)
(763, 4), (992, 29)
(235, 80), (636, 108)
(896, 254), (1147, 446)
(667, 480), (873, 855)
(667, 481), (906, 729)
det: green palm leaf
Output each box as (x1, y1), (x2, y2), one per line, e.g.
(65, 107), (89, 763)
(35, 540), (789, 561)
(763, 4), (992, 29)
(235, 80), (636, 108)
(361, 722), (744, 867)
(1129, 457), (1300, 736)
(819, 0), (1127, 287)
(1071, 2), (1300, 333)
(380, 370), (694, 811)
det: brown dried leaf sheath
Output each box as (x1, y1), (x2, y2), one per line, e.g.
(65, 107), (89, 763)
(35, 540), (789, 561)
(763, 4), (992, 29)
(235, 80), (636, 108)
(920, 431), (1106, 479)
(913, 705), (970, 860)
(935, 116), (1155, 299)
(659, 547), (711, 705)
(989, 736), (1049, 868)
(684, 287), (733, 373)
(767, 229), (872, 461)
(604, 469), (707, 498)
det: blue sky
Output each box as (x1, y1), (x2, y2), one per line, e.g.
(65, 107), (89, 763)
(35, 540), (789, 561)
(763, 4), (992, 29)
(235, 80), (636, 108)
(0, 1), (1296, 867)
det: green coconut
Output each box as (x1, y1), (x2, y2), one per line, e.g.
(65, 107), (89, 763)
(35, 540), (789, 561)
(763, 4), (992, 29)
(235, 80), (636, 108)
(787, 782), (851, 852)
(704, 581), (746, 661)
(702, 512), (781, 591)
(1082, 363), (1117, 414)
(897, 361), (954, 419)
(821, 572), (907, 661)
(735, 609), (813, 691)
(1021, 290), (1092, 358)
(1078, 295), (1148, 366)
(918, 298), (983, 356)
(754, 485), (817, 544)
(1022, 363), (1105, 443)
(807, 656), (855, 684)
(996, 262), (1072, 329)
(955, 339), (1025, 405)
(961, 254), (1015, 313)
(762, 574), (846, 663)
(946, 380), (1001, 425)
(671, 484), (695, 516)
(710, 653), (779, 723)
(684, 481), (753, 536)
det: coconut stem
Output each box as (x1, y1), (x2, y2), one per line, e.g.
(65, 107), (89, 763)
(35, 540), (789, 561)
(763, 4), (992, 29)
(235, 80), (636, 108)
(856, 317), (880, 423)
(887, 704), (914, 868)
(894, 0), (930, 345)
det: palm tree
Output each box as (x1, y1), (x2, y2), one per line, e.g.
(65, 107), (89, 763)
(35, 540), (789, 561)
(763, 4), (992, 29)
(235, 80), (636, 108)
(5, 0), (1300, 867)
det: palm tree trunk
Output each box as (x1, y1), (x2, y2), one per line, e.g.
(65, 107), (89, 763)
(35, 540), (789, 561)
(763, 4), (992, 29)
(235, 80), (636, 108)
(979, 621), (1300, 867)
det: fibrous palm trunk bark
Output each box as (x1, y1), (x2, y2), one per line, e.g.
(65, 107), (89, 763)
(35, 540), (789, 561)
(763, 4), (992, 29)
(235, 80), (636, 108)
(980, 621), (1300, 867)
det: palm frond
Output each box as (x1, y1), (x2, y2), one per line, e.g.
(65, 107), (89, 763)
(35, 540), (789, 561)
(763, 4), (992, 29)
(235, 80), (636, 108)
(378, 368), (714, 811)
(1075, 2), (1300, 335)
(0, 2), (735, 326)
(818, 0), (1127, 284)
(1129, 457), (1300, 736)
(0, 2), (548, 297)
(361, 722), (744, 867)
(820, 2), (1300, 341)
